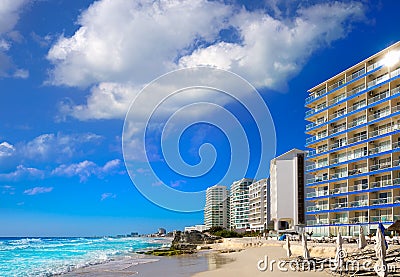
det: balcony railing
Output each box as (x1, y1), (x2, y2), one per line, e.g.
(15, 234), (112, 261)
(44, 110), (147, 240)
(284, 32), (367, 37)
(367, 73), (389, 89)
(370, 179), (392, 189)
(370, 160), (392, 171)
(349, 199), (368, 207)
(306, 190), (329, 198)
(367, 60), (383, 72)
(331, 202), (348, 209)
(330, 172), (348, 179)
(349, 216), (368, 223)
(391, 67), (400, 78)
(330, 218), (349, 224)
(348, 118), (366, 128)
(330, 124), (347, 135)
(369, 143), (391, 155)
(347, 68), (366, 82)
(368, 109), (391, 121)
(307, 175), (328, 184)
(370, 215), (393, 222)
(330, 187), (347, 194)
(350, 183), (369, 192)
(307, 204), (329, 212)
(328, 79), (345, 92)
(368, 90), (390, 105)
(370, 197), (393, 206)
(348, 133), (367, 144)
(348, 166), (368, 176)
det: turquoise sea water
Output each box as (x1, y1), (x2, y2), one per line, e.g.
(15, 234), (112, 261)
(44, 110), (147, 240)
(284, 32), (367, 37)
(0, 237), (170, 276)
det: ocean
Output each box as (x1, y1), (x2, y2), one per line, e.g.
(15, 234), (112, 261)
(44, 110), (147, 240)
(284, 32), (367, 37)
(0, 236), (170, 276)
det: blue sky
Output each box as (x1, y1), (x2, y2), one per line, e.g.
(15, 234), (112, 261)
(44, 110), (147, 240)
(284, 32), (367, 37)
(0, 0), (399, 236)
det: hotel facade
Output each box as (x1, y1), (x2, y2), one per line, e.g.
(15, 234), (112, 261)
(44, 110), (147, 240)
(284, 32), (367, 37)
(270, 149), (306, 231)
(305, 41), (400, 236)
(248, 178), (270, 231)
(230, 178), (254, 232)
(204, 185), (230, 229)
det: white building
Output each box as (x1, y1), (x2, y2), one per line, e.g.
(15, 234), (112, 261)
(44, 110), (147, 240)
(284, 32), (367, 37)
(230, 178), (254, 232)
(204, 185), (230, 229)
(184, 225), (207, 232)
(248, 178), (270, 231)
(270, 149), (306, 231)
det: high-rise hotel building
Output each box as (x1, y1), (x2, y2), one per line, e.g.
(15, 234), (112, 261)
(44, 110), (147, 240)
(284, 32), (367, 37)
(204, 185), (230, 229)
(248, 178), (270, 231)
(230, 178), (254, 232)
(305, 41), (400, 236)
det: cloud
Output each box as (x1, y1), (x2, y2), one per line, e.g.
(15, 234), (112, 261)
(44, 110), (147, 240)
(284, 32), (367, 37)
(47, 0), (366, 121)
(0, 0), (30, 78)
(1, 185), (15, 195)
(0, 159), (122, 182)
(20, 132), (103, 162)
(100, 192), (116, 201)
(24, 186), (53, 196)
(51, 159), (122, 182)
(0, 165), (45, 181)
(0, 141), (15, 157)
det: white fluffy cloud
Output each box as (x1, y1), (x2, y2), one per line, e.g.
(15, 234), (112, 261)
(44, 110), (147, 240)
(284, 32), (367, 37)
(52, 159), (122, 182)
(21, 132), (103, 162)
(48, 0), (366, 121)
(24, 186), (53, 196)
(0, 165), (45, 181)
(0, 141), (15, 157)
(0, 0), (30, 78)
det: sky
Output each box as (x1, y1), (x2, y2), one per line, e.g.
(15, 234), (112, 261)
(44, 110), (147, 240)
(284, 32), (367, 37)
(0, 0), (399, 237)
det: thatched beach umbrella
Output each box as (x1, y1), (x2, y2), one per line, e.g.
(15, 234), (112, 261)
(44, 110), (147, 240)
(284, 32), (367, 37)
(374, 223), (388, 277)
(387, 220), (400, 234)
(335, 233), (344, 269)
(302, 233), (310, 260)
(286, 236), (292, 258)
(358, 226), (367, 250)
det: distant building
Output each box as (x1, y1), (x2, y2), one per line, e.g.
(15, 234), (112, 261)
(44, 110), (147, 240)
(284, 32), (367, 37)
(270, 149), (306, 231)
(204, 185), (230, 229)
(184, 224), (207, 232)
(158, 228), (166, 235)
(230, 178), (254, 232)
(248, 178), (270, 231)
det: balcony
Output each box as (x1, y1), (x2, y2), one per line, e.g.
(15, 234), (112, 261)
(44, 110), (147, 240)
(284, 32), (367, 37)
(368, 109), (391, 122)
(370, 197), (393, 206)
(330, 172), (348, 180)
(328, 78), (345, 92)
(368, 143), (391, 155)
(370, 159), (392, 171)
(330, 124), (347, 135)
(370, 179), (392, 189)
(306, 190), (329, 198)
(367, 60), (383, 72)
(306, 103), (327, 117)
(331, 202), (348, 209)
(307, 204), (329, 212)
(349, 216), (369, 223)
(348, 165), (367, 176)
(391, 67), (400, 78)
(330, 187), (347, 195)
(348, 133), (367, 145)
(368, 90), (390, 105)
(347, 68), (366, 82)
(307, 218), (329, 226)
(350, 183), (369, 192)
(330, 217), (349, 224)
(306, 175), (328, 184)
(367, 73), (389, 88)
(348, 117), (366, 128)
(370, 215), (393, 222)
(349, 199), (368, 207)
(305, 88), (327, 104)
(394, 196), (400, 204)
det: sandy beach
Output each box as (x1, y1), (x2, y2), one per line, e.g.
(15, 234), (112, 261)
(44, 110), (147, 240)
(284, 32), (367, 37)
(61, 237), (400, 276)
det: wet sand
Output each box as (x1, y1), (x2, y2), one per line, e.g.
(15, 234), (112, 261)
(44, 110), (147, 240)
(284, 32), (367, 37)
(61, 251), (234, 276)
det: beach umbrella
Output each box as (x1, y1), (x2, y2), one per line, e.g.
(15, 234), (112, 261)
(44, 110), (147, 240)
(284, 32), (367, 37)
(334, 233), (344, 269)
(286, 236), (292, 258)
(358, 226), (367, 250)
(301, 233), (310, 260)
(374, 223), (388, 277)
